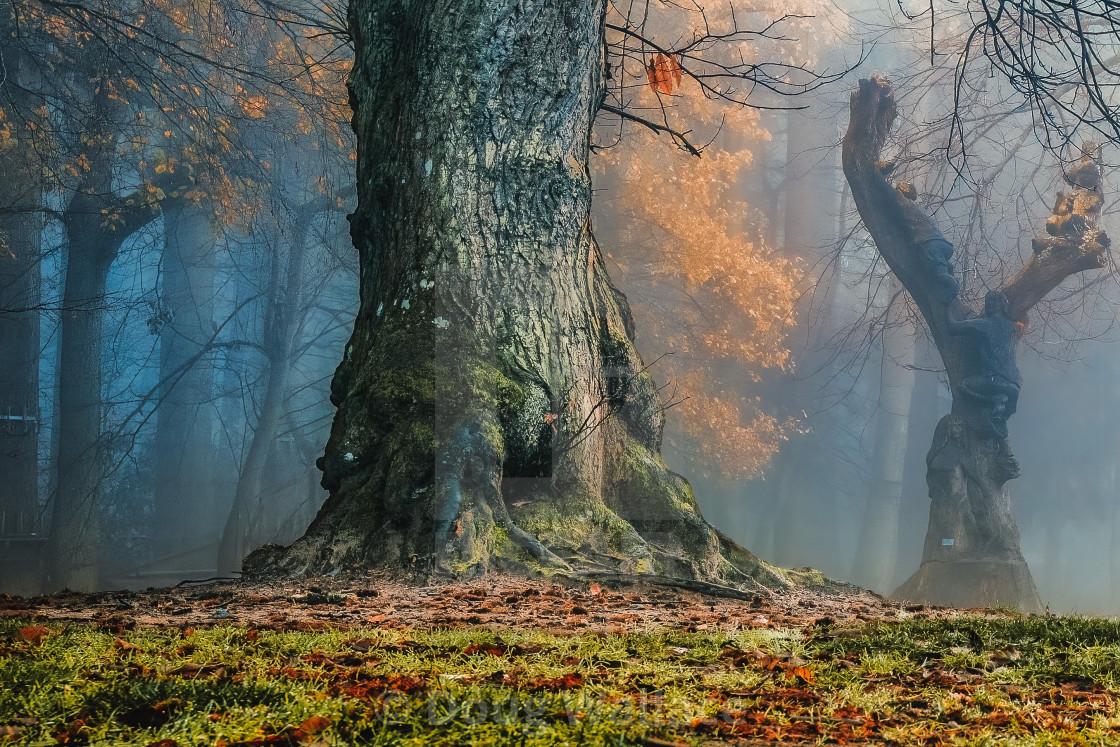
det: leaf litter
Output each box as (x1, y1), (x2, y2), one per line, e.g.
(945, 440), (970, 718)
(2, 574), (1119, 745)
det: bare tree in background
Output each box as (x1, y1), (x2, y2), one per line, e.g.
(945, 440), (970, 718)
(844, 76), (1109, 611)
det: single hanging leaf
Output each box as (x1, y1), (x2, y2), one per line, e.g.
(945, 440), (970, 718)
(646, 53), (681, 95)
(646, 55), (661, 93)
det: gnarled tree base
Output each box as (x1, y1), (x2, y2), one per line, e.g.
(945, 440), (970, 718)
(893, 559), (1043, 613)
(892, 415), (1043, 613)
(243, 440), (796, 594)
(243, 0), (831, 600)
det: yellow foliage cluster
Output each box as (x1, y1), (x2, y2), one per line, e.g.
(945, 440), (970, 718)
(599, 128), (800, 479)
(239, 95), (270, 120)
(670, 373), (793, 480)
(595, 0), (841, 481)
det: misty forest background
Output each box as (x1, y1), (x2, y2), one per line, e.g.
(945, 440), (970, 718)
(3, 0), (1120, 611)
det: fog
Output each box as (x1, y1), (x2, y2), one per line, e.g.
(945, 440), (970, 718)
(4, 0), (1120, 613)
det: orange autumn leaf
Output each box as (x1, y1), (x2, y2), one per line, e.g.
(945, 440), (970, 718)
(298, 716), (331, 734)
(668, 53), (682, 88)
(18, 626), (50, 645)
(526, 672), (585, 691)
(238, 94), (269, 119)
(791, 666), (814, 683)
(646, 53), (682, 94)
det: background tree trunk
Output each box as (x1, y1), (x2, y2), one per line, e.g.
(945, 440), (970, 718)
(246, 0), (792, 591)
(52, 216), (112, 591)
(0, 173), (44, 593)
(152, 202), (221, 571)
(851, 277), (915, 593)
(0, 46), (46, 594)
(218, 212), (308, 573)
(50, 103), (162, 590)
(761, 106), (846, 573)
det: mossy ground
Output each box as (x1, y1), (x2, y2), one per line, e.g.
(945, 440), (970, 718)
(4, 612), (1120, 745)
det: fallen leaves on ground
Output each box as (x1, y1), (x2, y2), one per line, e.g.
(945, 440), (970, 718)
(1, 576), (1114, 745)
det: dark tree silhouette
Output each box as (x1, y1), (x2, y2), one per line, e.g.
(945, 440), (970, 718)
(843, 76), (1109, 611)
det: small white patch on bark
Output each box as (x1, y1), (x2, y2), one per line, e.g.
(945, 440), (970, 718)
(424, 159), (433, 176)
(376, 302), (384, 316)
(433, 317), (451, 329)
(401, 299), (410, 309)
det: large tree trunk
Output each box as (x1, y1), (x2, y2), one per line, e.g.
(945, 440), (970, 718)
(893, 412), (1039, 608)
(851, 277), (915, 593)
(843, 77), (1106, 612)
(246, 0), (788, 590)
(152, 202), (221, 570)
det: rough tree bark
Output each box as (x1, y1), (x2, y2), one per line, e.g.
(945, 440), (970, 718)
(245, 0), (793, 591)
(842, 77), (1109, 611)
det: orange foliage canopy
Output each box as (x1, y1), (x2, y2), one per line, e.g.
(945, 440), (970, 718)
(594, 1), (828, 481)
(1, 0), (352, 229)
(598, 134), (800, 480)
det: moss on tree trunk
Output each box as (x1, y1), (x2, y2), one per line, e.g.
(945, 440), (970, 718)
(245, 0), (791, 592)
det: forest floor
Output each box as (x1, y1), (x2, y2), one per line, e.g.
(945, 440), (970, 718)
(2, 574), (1119, 745)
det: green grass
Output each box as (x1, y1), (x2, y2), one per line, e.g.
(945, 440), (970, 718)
(3, 615), (1120, 745)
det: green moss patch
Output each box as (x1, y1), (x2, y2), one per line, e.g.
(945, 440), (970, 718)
(4, 614), (1120, 745)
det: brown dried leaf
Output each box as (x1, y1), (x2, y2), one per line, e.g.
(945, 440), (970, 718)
(18, 626), (49, 646)
(791, 665), (814, 683)
(298, 716), (331, 734)
(646, 53), (681, 95)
